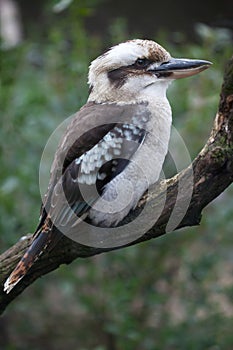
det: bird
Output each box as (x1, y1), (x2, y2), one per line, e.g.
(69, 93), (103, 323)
(4, 39), (211, 293)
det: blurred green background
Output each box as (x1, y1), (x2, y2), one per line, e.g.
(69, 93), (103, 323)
(0, 1), (233, 349)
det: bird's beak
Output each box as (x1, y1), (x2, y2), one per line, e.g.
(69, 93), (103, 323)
(152, 58), (212, 79)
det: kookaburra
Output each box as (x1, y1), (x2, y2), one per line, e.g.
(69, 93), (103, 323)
(4, 39), (211, 293)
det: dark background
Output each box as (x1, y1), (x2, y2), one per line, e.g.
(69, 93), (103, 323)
(15, 0), (233, 40)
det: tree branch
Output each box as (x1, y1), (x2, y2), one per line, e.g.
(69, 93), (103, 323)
(0, 57), (232, 315)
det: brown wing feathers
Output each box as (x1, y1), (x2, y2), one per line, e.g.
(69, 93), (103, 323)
(4, 102), (149, 293)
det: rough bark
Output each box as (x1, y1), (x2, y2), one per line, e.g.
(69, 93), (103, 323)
(0, 57), (232, 315)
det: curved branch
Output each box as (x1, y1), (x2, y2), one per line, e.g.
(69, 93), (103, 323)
(0, 57), (232, 315)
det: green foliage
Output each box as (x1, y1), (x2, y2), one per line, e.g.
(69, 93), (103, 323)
(1, 4), (232, 349)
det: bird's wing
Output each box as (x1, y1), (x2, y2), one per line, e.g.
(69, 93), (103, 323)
(4, 101), (151, 293)
(44, 101), (150, 230)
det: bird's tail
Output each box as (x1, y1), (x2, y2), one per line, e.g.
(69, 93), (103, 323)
(4, 227), (62, 294)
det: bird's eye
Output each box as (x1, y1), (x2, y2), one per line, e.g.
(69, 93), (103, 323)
(135, 58), (149, 68)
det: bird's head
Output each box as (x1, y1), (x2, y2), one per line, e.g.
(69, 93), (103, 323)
(88, 39), (211, 104)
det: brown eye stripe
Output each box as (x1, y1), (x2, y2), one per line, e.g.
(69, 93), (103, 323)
(107, 67), (129, 88)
